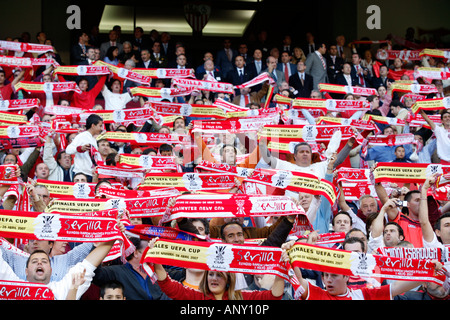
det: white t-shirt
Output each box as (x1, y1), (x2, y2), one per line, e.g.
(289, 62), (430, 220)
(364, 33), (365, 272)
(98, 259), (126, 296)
(65, 130), (98, 176)
(102, 86), (133, 111)
(434, 125), (450, 161)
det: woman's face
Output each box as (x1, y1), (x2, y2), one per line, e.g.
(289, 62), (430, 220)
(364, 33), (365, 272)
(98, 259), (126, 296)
(378, 86), (387, 96)
(207, 271), (228, 295)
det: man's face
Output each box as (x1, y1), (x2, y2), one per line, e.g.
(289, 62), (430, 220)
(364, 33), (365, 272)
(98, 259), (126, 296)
(235, 56), (245, 68)
(141, 51), (150, 62)
(111, 81), (121, 92)
(34, 187), (51, 206)
(352, 54), (361, 65)
(390, 106), (400, 116)
(204, 60), (214, 71)
(333, 213), (352, 233)
(92, 121), (104, 135)
(253, 49), (262, 60)
(101, 288), (125, 300)
(109, 31), (118, 41)
(134, 28), (143, 39)
(380, 66), (388, 77)
(222, 223), (245, 244)
(98, 141), (111, 156)
(407, 192), (421, 217)
(176, 55), (187, 66)
(294, 145), (312, 167)
(310, 91), (321, 99)
(318, 44), (327, 55)
(152, 43), (161, 54)
(329, 46), (338, 56)
(221, 146), (236, 166)
(74, 175), (88, 183)
(58, 152), (72, 170)
(342, 64), (351, 75)
(0, 72), (5, 85)
(35, 163), (49, 179)
(123, 42), (131, 53)
(267, 57), (277, 70)
(394, 147), (405, 159)
(160, 150), (172, 157)
(173, 118), (185, 130)
(383, 127), (395, 135)
(26, 252), (52, 284)
(360, 198), (377, 216)
(87, 48), (96, 61)
(436, 217), (450, 245)
(4, 154), (17, 165)
(322, 273), (349, 296)
(27, 240), (53, 255)
(281, 52), (290, 63)
(383, 224), (403, 247)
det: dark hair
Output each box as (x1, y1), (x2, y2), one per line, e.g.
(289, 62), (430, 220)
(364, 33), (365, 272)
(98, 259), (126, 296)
(220, 144), (237, 156)
(390, 100), (405, 109)
(100, 280), (125, 298)
(189, 218), (210, 235)
(173, 117), (186, 129)
(73, 172), (88, 181)
(105, 45), (118, 61)
(26, 249), (49, 268)
(343, 237), (366, 252)
(434, 212), (450, 232)
(332, 211), (353, 226)
(143, 148), (157, 155)
(86, 114), (103, 130)
(385, 221), (405, 240)
(220, 221), (244, 241)
(404, 190), (420, 202)
(159, 143), (173, 153)
(293, 142), (312, 154)
(95, 179), (112, 194)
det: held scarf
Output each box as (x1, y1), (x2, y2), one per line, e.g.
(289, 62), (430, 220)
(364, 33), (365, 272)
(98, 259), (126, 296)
(0, 137), (44, 150)
(363, 114), (406, 127)
(132, 67), (196, 79)
(160, 193), (306, 223)
(297, 232), (347, 245)
(225, 106), (281, 120)
(141, 239), (290, 282)
(376, 49), (421, 61)
(171, 77), (235, 95)
(119, 154), (178, 171)
(35, 179), (96, 199)
(318, 83), (377, 96)
(147, 101), (227, 119)
(0, 112), (28, 124)
(259, 124), (356, 142)
(97, 185), (180, 199)
(0, 125), (40, 139)
(0, 40), (53, 53)
(411, 97), (450, 114)
(400, 93), (427, 104)
(96, 131), (185, 146)
(138, 172), (237, 191)
(213, 98), (251, 112)
(366, 133), (416, 147)
(94, 60), (152, 85)
(0, 281), (55, 300)
(336, 167), (378, 201)
(96, 165), (146, 179)
(191, 117), (277, 134)
(419, 49), (450, 61)
(372, 162), (450, 184)
(0, 99), (40, 111)
(125, 224), (208, 241)
(376, 246), (448, 263)
(43, 105), (85, 116)
(14, 81), (82, 94)
(317, 117), (377, 132)
(130, 86), (193, 98)
(288, 242), (446, 286)
(244, 168), (337, 205)
(195, 160), (254, 178)
(391, 82), (438, 95)
(291, 98), (371, 112)
(0, 209), (124, 243)
(53, 65), (110, 76)
(0, 56), (58, 68)
(417, 67), (450, 80)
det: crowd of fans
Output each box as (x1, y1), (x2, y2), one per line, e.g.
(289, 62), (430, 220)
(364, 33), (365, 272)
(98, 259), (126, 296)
(0, 23), (449, 301)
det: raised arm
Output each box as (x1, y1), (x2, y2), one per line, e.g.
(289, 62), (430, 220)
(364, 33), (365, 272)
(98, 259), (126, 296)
(419, 173), (438, 243)
(420, 109), (436, 131)
(258, 137), (278, 169)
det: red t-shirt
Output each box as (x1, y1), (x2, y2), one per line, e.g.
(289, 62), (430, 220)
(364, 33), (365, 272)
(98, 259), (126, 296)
(391, 213), (423, 248)
(305, 282), (392, 300)
(0, 83), (13, 100)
